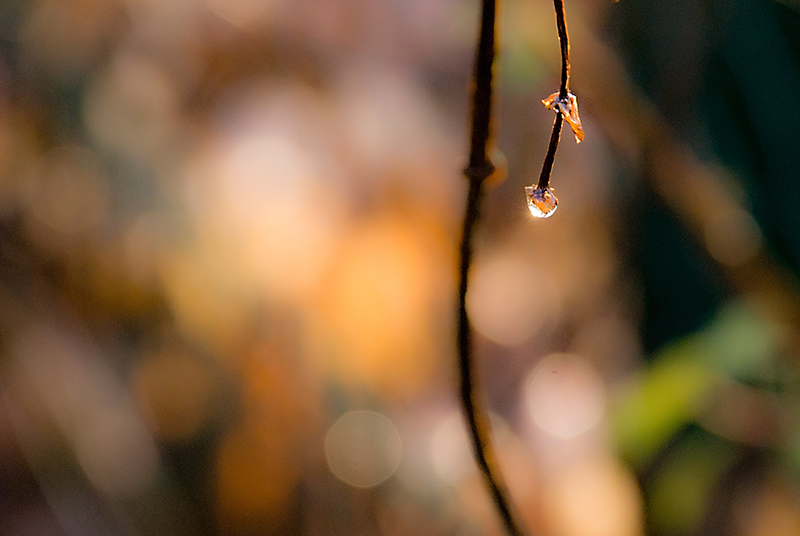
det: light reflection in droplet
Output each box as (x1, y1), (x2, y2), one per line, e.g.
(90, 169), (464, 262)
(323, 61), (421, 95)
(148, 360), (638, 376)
(525, 354), (605, 438)
(325, 411), (402, 488)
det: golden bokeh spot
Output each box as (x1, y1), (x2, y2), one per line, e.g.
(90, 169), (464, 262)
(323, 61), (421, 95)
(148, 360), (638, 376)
(312, 216), (445, 398)
(160, 249), (252, 353)
(545, 456), (643, 536)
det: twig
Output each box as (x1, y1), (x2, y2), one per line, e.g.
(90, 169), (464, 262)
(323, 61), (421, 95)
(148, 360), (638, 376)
(554, 0), (570, 98)
(458, 0), (526, 534)
(538, 0), (573, 190)
(537, 112), (564, 189)
(458, 0), (580, 531)
(527, 0), (582, 217)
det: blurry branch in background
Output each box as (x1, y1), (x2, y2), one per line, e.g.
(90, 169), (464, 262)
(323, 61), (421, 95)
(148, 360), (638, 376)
(457, 0), (525, 534)
(566, 12), (800, 339)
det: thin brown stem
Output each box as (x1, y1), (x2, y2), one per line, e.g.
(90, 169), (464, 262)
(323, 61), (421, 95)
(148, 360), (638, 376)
(465, 0), (497, 179)
(457, 181), (524, 536)
(537, 113), (563, 189)
(458, 0), (526, 535)
(538, 0), (572, 189)
(554, 0), (570, 96)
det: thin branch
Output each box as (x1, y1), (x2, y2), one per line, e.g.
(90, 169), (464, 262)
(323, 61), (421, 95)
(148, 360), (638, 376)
(458, 0), (526, 535)
(459, 0), (579, 531)
(536, 0), (575, 191)
(457, 181), (525, 536)
(554, 0), (570, 97)
(465, 0), (497, 179)
(537, 112), (563, 189)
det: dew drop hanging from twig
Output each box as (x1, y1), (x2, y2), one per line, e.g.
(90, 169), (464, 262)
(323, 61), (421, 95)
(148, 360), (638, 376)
(524, 0), (583, 219)
(525, 185), (558, 218)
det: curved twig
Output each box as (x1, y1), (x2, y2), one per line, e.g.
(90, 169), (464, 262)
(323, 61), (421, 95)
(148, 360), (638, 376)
(458, 0), (579, 533)
(458, 0), (526, 535)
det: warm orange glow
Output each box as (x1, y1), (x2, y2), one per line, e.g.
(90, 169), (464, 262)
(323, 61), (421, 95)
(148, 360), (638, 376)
(131, 348), (220, 442)
(310, 216), (446, 397)
(545, 456), (643, 536)
(216, 422), (300, 527)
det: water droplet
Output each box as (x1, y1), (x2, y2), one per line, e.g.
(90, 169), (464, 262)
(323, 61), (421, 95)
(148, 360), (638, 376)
(525, 186), (558, 218)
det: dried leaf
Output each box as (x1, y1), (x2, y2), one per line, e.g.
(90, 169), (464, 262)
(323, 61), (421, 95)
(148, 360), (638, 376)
(542, 91), (585, 143)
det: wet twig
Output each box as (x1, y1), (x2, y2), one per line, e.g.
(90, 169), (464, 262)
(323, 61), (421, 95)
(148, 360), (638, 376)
(526, 0), (583, 218)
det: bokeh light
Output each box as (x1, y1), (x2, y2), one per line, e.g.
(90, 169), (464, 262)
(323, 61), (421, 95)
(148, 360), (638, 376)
(325, 411), (402, 488)
(131, 346), (221, 442)
(525, 354), (605, 439)
(430, 410), (474, 485)
(704, 208), (763, 267)
(466, 255), (560, 346)
(544, 456), (642, 536)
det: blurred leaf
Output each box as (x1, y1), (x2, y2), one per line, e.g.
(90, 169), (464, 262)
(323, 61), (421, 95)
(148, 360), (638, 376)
(649, 431), (738, 535)
(613, 355), (716, 465)
(692, 300), (780, 381)
(613, 300), (779, 465)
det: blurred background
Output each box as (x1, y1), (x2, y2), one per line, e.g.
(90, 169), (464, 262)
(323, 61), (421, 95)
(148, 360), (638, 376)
(1, 0), (800, 535)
